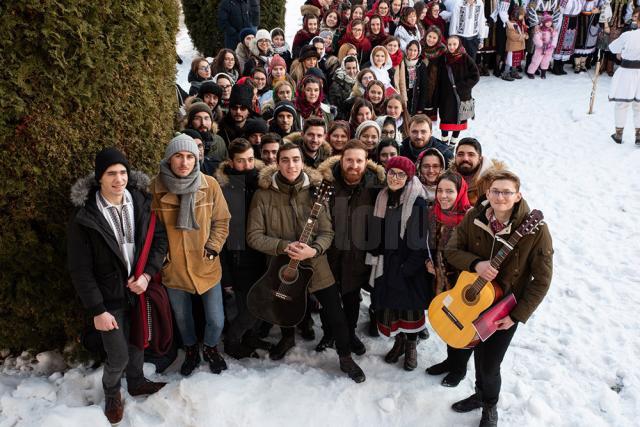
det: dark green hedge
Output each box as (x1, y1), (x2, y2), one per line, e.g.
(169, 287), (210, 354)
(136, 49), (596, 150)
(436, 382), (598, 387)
(0, 0), (179, 351)
(182, 0), (286, 57)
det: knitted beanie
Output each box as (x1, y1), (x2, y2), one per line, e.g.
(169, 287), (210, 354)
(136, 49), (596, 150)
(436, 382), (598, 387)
(187, 102), (213, 125)
(355, 120), (381, 139)
(165, 134), (198, 160)
(273, 101), (297, 118)
(181, 128), (203, 141)
(95, 147), (130, 182)
(255, 29), (271, 42)
(271, 54), (287, 70)
(243, 117), (269, 136)
(197, 81), (222, 100)
(240, 27), (257, 42)
(386, 155), (416, 181)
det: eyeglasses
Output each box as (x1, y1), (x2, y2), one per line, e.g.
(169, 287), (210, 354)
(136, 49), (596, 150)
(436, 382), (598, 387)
(387, 170), (407, 179)
(381, 130), (395, 136)
(199, 65), (210, 71)
(219, 85), (232, 90)
(489, 189), (516, 198)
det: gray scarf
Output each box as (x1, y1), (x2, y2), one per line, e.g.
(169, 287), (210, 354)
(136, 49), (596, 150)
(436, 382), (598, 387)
(159, 159), (201, 230)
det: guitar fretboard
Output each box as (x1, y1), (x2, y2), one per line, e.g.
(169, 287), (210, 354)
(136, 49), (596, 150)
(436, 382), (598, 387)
(287, 202), (323, 271)
(470, 229), (525, 295)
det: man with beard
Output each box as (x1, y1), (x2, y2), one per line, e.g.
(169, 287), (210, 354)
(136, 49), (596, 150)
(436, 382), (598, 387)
(247, 142), (366, 383)
(215, 139), (272, 359)
(316, 140), (386, 354)
(449, 138), (503, 205)
(197, 81), (224, 123)
(259, 133), (281, 166)
(400, 115), (453, 164)
(186, 102), (229, 175)
(243, 117), (268, 149)
(299, 117), (333, 168)
(220, 84), (255, 145)
(268, 101), (301, 138)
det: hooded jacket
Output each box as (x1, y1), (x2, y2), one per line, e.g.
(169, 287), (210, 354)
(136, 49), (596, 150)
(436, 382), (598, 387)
(317, 155), (386, 294)
(246, 165), (335, 293)
(400, 135), (453, 164)
(67, 171), (168, 316)
(444, 198), (554, 323)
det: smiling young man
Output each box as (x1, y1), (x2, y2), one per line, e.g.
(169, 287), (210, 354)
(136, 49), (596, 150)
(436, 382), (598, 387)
(68, 148), (168, 424)
(300, 116), (332, 168)
(247, 142), (366, 383)
(444, 170), (553, 427)
(151, 134), (231, 377)
(400, 114), (453, 164)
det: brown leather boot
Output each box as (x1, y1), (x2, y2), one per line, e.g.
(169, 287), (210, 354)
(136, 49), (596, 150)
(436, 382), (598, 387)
(127, 378), (167, 397)
(606, 57), (614, 76)
(636, 128), (640, 146)
(104, 391), (124, 424)
(384, 333), (406, 363)
(403, 339), (418, 371)
(611, 128), (623, 144)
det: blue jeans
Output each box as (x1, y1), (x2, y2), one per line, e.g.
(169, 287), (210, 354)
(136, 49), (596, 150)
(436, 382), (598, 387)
(167, 284), (224, 347)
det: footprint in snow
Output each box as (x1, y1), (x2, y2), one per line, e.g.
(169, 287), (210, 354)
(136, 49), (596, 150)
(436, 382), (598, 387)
(378, 397), (395, 412)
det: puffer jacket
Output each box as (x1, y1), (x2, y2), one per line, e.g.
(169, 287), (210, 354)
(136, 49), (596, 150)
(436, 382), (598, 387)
(150, 172), (231, 295)
(444, 198), (554, 323)
(246, 165), (335, 292)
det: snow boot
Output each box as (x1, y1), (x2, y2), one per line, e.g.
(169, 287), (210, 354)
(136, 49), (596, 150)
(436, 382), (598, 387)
(403, 339), (418, 371)
(500, 71), (514, 81)
(452, 392), (483, 413)
(340, 355), (366, 383)
(540, 69), (547, 79)
(315, 334), (335, 352)
(442, 371), (466, 387)
(203, 345), (228, 374)
(418, 329), (429, 340)
(350, 332), (366, 356)
(552, 60), (566, 75)
(384, 333), (406, 363)
(297, 315), (315, 341)
(611, 128), (623, 144)
(367, 306), (379, 337)
(479, 404), (499, 427)
(180, 344), (201, 376)
(493, 55), (503, 77)
(574, 57), (581, 73)
(127, 379), (167, 396)
(636, 129), (640, 145)
(269, 335), (296, 360)
(478, 63), (490, 76)
(104, 391), (124, 425)
(426, 359), (450, 375)
(242, 333), (273, 351)
(450, 137), (460, 147)
(510, 69), (522, 79)
(526, 72), (535, 79)
(606, 58), (614, 76)
(224, 340), (259, 360)
(441, 134), (451, 144)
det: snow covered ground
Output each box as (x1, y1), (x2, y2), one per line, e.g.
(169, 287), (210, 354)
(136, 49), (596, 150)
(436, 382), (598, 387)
(3, 4), (640, 427)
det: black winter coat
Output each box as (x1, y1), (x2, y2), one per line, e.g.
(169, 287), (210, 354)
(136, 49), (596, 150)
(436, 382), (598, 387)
(318, 157), (386, 294)
(400, 136), (453, 165)
(328, 71), (355, 118)
(215, 163), (267, 291)
(371, 196), (432, 310)
(67, 171), (168, 317)
(437, 54), (480, 126)
(218, 0), (260, 49)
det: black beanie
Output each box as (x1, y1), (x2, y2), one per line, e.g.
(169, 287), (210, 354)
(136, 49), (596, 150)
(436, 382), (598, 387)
(229, 84), (255, 111)
(198, 81), (223, 100)
(181, 128), (203, 141)
(243, 118), (268, 136)
(95, 147), (130, 182)
(299, 45), (321, 61)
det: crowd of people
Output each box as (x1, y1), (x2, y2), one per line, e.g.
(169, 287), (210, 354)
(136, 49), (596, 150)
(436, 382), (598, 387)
(67, 0), (640, 425)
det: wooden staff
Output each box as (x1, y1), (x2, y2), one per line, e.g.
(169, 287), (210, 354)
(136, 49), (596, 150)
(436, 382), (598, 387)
(588, 51), (602, 114)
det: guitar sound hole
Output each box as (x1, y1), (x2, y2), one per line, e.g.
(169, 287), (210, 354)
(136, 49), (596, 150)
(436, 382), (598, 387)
(463, 286), (479, 305)
(279, 266), (298, 284)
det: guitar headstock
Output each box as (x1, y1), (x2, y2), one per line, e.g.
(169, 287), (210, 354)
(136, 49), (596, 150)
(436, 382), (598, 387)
(517, 209), (544, 236)
(313, 180), (334, 204)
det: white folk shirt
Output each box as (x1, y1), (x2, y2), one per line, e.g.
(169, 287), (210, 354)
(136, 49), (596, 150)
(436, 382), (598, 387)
(96, 189), (136, 276)
(448, 0), (488, 38)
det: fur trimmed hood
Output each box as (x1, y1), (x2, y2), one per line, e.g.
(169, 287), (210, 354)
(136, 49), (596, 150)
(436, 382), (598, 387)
(317, 155), (386, 184)
(70, 170), (150, 208)
(257, 163), (324, 190)
(214, 159), (265, 187)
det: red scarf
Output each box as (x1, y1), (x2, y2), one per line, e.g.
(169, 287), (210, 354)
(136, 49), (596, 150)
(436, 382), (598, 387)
(340, 22), (373, 54)
(294, 76), (325, 119)
(389, 49), (404, 67)
(433, 178), (471, 226)
(445, 44), (467, 65)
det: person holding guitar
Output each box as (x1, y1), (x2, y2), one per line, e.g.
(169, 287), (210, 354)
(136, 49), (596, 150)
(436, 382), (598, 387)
(444, 169), (553, 427)
(246, 140), (366, 383)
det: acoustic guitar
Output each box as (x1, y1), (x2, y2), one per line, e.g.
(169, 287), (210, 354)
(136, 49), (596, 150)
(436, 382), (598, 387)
(246, 181), (333, 328)
(428, 210), (544, 349)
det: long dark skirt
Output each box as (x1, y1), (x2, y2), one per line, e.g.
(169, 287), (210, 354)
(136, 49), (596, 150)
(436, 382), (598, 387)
(377, 308), (426, 337)
(553, 15), (579, 61)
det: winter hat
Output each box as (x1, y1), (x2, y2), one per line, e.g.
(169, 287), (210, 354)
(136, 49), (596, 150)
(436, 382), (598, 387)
(299, 45), (321, 61)
(181, 128), (203, 141)
(304, 66), (326, 84)
(240, 27), (257, 42)
(273, 100), (297, 118)
(243, 117), (269, 136)
(95, 147), (130, 182)
(355, 120), (382, 139)
(187, 102), (213, 125)
(271, 54), (287, 70)
(229, 84), (254, 111)
(541, 12), (553, 25)
(164, 134), (198, 161)
(386, 155), (416, 181)
(271, 27), (285, 39)
(197, 81), (222, 100)
(417, 147), (446, 169)
(319, 30), (333, 40)
(255, 29), (271, 42)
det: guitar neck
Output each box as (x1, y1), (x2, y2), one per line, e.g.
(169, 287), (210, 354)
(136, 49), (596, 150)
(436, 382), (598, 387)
(287, 202), (323, 270)
(472, 230), (525, 292)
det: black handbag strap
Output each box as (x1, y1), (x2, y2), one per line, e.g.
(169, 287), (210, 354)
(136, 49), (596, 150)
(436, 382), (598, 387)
(446, 64), (462, 124)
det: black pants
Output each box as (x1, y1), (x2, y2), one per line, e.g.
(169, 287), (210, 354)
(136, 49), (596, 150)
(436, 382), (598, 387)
(474, 324), (518, 405)
(320, 288), (361, 337)
(448, 345), (473, 375)
(460, 36), (481, 61)
(100, 309), (144, 397)
(314, 285), (350, 356)
(225, 287), (259, 344)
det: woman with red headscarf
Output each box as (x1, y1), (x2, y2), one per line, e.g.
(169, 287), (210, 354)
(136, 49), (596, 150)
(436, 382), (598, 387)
(425, 170), (473, 388)
(339, 19), (373, 64)
(366, 0), (394, 33)
(367, 14), (388, 48)
(294, 75), (333, 126)
(423, 1), (447, 43)
(293, 13), (320, 58)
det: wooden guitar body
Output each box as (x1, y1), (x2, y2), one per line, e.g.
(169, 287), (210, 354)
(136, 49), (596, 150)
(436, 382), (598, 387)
(247, 254), (314, 327)
(428, 271), (502, 349)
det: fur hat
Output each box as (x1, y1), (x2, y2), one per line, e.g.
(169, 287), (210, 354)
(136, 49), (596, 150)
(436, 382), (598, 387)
(229, 84), (254, 111)
(386, 155), (416, 181)
(95, 147), (130, 182)
(299, 45), (321, 61)
(197, 81), (222, 100)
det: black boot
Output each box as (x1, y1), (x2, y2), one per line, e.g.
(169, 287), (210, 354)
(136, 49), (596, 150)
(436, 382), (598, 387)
(297, 316), (315, 341)
(203, 345), (228, 374)
(552, 60), (566, 75)
(350, 332), (366, 356)
(180, 344), (201, 376)
(441, 371), (466, 387)
(611, 128), (623, 144)
(315, 334), (335, 352)
(452, 393), (483, 413)
(257, 321), (273, 338)
(339, 355), (366, 383)
(526, 72), (535, 79)
(540, 69), (547, 79)
(635, 128), (640, 146)
(403, 339), (418, 371)
(269, 335), (296, 360)
(384, 333), (406, 363)
(479, 404), (498, 427)
(368, 306), (379, 337)
(242, 333), (273, 351)
(224, 340), (259, 360)
(418, 329), (429, 340)
(426, 359), (450, 375)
